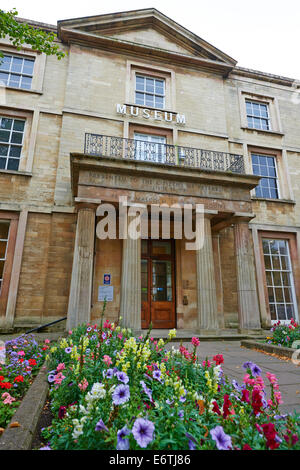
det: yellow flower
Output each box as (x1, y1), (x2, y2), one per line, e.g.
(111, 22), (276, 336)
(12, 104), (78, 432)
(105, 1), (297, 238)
(168, 329), (177, 340)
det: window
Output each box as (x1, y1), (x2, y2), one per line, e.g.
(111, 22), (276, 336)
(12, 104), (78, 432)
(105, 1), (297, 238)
(252, 153), (279, 199)
(135, 75), (165, 109)
(0, 54), (35, 90)
(262, 238), (298, 323)
(246, 100), (270, 130)
(0, 221), (9, 295)
(134, 133), (166, 163)
(0, 117), (25, 171)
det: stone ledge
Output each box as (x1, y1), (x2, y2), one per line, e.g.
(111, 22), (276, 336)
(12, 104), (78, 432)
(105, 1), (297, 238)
(241, 339), (298, 359)
(0, 363), (49, 450)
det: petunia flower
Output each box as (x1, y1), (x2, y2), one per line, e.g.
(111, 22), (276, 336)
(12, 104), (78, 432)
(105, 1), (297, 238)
(132, 418), (154, 448)
(210, 426), (232, 450)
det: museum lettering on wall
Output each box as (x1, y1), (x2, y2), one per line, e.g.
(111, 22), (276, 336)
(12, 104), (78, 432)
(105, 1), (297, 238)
(116, 104), (186, 124)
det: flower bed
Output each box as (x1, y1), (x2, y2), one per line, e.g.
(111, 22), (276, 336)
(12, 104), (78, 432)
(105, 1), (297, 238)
(0, 334), (50, 431)
(265, 319), (300, 349)
(41, 321), (300, 450)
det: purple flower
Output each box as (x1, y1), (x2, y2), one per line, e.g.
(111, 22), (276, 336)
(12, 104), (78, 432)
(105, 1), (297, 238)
(249, 363), (262, 377)
(116, 425), (131, 450)
(39, 446), (51, 450)
(112, 384), (130, 405)
(210, 426), (232, 450)
(105, 369), (114, 379)
(65, 347), (72, 354)
(242, 361), (253, 370)
(132, 418), (154, 448)
(48, 374), (55, 383)
(153, 370), (161, 380)
(95, 419), (108, 432)
(232, 379), (243, 392)
(166, 399), (173, 405)
(140, 380), (153, 402)
(186, 432), (197, 450)
(178, 410), (184, 419)
(116, 371), (129, 384)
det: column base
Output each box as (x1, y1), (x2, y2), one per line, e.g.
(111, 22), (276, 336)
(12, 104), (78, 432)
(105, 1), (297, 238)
(238, 328), (263, 335)
(197, 328), (222, 336)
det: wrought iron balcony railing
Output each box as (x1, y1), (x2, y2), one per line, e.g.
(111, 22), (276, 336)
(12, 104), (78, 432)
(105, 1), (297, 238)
(84, 133), (245, 174)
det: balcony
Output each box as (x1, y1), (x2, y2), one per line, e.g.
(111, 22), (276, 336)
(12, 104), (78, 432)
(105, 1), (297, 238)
(84, 134), (245, 174)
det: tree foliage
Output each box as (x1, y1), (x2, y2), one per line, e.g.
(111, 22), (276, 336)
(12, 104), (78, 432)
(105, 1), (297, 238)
(0, 8), (65, 59)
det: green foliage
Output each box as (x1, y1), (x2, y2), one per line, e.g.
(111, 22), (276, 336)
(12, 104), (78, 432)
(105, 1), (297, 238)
(0, 8), (65, 59)
(266, 319), (300, 349)
(41, 322), (300, 450)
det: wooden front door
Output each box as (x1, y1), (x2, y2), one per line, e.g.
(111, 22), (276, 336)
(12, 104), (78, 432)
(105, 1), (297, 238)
(141, 240), (176, 329)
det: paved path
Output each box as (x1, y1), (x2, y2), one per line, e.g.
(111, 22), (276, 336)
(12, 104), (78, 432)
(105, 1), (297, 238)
(167, 340), (300, 415)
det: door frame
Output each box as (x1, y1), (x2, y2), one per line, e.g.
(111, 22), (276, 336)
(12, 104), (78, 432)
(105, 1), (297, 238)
(141, 239), (176, 329)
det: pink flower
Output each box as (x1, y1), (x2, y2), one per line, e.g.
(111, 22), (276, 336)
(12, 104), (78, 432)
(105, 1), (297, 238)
(2, 392), (15, 404)
(54, 372), (65, 385)
(103, 355), (112, 366)
(17, 351), (25, 356)
(191, 337), (200, 347)
(56, 363), (65, 372)
(78, 378), (89, 391)
(44, 339), (50, 344)
(202, 359), (211, 367)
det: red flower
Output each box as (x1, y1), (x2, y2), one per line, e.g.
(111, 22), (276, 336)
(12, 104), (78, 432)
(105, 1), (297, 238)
(0, 381), (12, 389)
(212, 400), (221, 415)
(28, 359), (37, 366)
(213, 354), (224, 365)
(241, 389), (250, 404)
(14, 375), (24, 383)
(251, 389), (263, 416)
(243, 444), (252, 450)
(0, 376), (4, 382)
(58, 406), (67, 419)
(222, 394), (232, 418)
(262, 423), (280, 450)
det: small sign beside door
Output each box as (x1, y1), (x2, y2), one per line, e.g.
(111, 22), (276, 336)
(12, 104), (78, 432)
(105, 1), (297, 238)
(103, 274), (111, 285)
(98, 285), (114, 302)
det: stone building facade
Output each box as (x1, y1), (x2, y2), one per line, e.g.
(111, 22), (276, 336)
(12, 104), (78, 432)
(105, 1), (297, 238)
(0, 8), (299, 333)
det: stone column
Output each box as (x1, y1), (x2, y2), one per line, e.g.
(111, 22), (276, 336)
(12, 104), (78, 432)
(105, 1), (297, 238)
(67, 207), (95, 330)
(120, 213), (141, 331)
(196, 215), (219, 332)
(234, 220), (261, 332)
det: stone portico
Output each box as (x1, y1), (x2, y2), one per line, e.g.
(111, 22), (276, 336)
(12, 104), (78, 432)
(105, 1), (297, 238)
(66, 153), (262, 334)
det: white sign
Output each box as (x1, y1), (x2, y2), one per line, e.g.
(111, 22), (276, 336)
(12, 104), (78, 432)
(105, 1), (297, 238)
(98, 285), (114, 302)
(116, 104), (186, 125)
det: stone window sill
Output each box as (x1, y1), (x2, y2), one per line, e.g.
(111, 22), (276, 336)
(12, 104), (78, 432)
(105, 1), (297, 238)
(241, 126), (284, 137)
(251, 197), (295, 205)
(2, 85), (43, 95)
(0, 169), (32, 177)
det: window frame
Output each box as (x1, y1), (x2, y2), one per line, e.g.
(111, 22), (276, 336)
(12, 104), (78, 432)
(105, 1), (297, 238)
(135, 74), (166, 110)
(0, 213), (18, 317)
(0, 53), (35, 90)
(239, 90), (283, 135)
(246, 100), (271, 131)
(0, 116), (26, 172)
(258, 231), (300, 325)
(126, 61), (175, 113)
(251, 152), (280, 199)
(0, 44), (46, 93)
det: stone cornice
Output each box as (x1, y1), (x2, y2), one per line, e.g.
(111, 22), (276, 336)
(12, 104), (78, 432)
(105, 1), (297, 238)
(231, 66), (297, 87)
(70, 153), (261, 199)
(59, 27), (234, 76)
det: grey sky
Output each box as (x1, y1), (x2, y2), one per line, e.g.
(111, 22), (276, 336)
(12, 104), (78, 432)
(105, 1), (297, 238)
(2, 0), (300, 79)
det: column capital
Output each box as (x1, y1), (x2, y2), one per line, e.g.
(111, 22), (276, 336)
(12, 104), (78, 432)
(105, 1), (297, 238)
(233, 212), (256, 224)
(75, 202), (97, 213)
